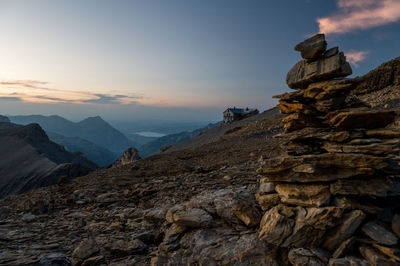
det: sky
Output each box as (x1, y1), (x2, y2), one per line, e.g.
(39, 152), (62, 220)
(0, 0), (399, 123)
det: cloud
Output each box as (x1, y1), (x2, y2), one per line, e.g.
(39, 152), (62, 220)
(0, 96), (23, 101)
(345, 50), (369, 67)
(83, 93), (141, 104)
(317, 0), (400, 34)
(0, 79), (143, 105)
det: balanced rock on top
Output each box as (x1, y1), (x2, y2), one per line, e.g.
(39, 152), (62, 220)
(287, 34), (352, 90)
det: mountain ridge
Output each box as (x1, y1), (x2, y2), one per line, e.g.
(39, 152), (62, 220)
(9, 115), (136, 155)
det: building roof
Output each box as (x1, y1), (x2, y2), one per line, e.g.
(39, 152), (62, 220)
(225, 107), (258, 115)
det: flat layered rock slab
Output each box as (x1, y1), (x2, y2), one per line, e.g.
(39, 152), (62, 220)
(275, 183), (330, 207)
(330, 178), (400, 197)
(286, 52), (352, 90)
(294, 33), (327, 60)
(257, 153), (389, 182)
(361, 222), (398, 246)
(325, 109), (396, 129)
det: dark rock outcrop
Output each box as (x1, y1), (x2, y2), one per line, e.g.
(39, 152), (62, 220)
(111, 147), (141, 167)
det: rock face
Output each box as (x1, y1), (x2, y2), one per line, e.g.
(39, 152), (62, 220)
(257, 34), (400, 264)
(111, 147), (141, 167)
(294, 33), (327, 60)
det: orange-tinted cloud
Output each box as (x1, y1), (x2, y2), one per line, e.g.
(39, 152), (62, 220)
(317, 0), (400, 34)
(0, 79), (142, 105)
(345, 50), (369, 67)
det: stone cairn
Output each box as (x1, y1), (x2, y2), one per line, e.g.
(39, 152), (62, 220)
(256, 33), (400, 264)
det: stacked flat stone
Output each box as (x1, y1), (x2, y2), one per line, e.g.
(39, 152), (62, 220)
(256, 34), (400, 265)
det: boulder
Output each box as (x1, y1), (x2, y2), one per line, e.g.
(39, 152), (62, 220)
(166, 230), (278, 265)
(294, 33), (327, 60)
(166, 207), (213, 228)
(286, 52), (352, 90)
(189, 188), (261, 227)
(255, 193), (280, 211)
(259, 179), (276, 193)
(259, 205), (296, 246)
(361, 222), (398, 245)
(72, 238), (99, 262)
(275, 184), (330, 207)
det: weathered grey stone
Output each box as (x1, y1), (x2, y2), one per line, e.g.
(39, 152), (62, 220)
(275, 184), (330, 207)
(361, 222), (398, 245)
(294, 34), (327, 60)
(323, 210), (365, 251)
(286, 52), (352, 89)
(189, 188), (261, 227)
(259, 179), (276, 193)
(22, 213), (37, 223)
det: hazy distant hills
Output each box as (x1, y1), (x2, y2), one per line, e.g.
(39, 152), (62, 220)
(47, 132), (118, 166)
(0, 122), (97, 198)
(9, 115), (136, 164)
(139, 122), (220, 157)
(0, 115), (10, 123)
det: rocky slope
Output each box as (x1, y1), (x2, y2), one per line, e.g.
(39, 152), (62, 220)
(139, 122), (219, 157)
(0, 35), (400, 265)
(0, 122), (97, 198)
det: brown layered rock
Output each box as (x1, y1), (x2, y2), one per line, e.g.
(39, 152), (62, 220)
(257, 153), (388, 182)
(325, 109), (396, 129)
(275, 183), (330, 207)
